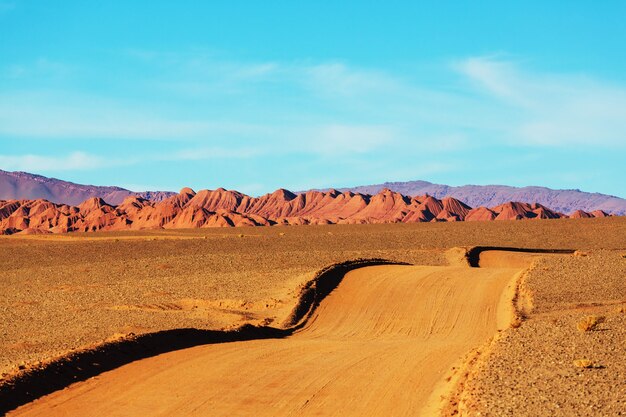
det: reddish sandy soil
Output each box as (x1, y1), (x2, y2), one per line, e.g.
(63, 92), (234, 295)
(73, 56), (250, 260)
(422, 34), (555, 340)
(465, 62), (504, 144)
(1, 218), (624, 416)
(9, 263), (522, 416)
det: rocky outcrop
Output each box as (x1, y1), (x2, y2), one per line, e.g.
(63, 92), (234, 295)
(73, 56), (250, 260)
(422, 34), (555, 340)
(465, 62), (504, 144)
(0, 187), (613, 235)
(3, 170), (624, 215)
(324, 180), (626, 215)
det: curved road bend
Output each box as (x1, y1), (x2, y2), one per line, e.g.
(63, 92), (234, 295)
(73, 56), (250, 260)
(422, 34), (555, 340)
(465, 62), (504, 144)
(11, 262), (524, 417)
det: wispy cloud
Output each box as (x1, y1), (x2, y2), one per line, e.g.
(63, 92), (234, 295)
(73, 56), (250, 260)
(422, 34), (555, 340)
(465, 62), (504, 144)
(166, 146), (265, 161)
(304, 62), (401, 98)
(0, 92), (273, 140)
(0, 145), (270, 173)
(305, 124), (394, 155)
(455, 56), (534, 107)
(455, 56), (626, 147)
(0, 152), (108, 171)
(2, 53), (626, 158)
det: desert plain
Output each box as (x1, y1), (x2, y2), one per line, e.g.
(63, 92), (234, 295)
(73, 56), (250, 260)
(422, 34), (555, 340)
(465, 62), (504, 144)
(1, 217), (625, 416)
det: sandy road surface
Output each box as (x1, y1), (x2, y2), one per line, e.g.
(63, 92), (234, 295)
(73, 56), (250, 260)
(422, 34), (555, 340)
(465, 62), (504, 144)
(10, 264), (521, 417)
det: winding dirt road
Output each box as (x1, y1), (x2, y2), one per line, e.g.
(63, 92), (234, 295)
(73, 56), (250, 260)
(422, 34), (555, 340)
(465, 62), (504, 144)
(10, 263), (523, 417)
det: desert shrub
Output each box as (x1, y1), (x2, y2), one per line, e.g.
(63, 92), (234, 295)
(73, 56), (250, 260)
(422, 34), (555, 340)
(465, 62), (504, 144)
(573, 359), (593, 368)
(577, 315), (605, 332)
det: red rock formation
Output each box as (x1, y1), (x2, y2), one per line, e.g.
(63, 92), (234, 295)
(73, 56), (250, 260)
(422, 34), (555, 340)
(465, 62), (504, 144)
(5, 169), (624, 215)
(333, 179), (626, 215)
(348, 188), (409, 222)
(493, 202), (533, 221)
(435, 209), (461, 222)
(0, 200), (22, 220)
(530, 203), (562, 220)
(465, 207), (497, 222)
(402, 209), (435, 223)
(417, 195), (444, 217)
(591, 210), (610, 218)
(0, 187), (590, 235)
(569, 209), (592, 219)
(442, 197), (472, 220)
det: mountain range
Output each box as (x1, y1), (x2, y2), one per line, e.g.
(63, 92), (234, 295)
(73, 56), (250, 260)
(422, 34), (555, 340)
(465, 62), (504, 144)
(330, 180), (626, 215)
(0, 170), (175, 206)
(2, 170), (624, 216)
(0, 185), (613, 235)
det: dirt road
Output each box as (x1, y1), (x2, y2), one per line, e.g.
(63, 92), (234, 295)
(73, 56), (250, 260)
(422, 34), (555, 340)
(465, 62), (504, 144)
(10, 264), (521, 417)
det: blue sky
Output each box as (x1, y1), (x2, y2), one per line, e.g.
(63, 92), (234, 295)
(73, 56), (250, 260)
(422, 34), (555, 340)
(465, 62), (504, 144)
(1, 1), (625, 197)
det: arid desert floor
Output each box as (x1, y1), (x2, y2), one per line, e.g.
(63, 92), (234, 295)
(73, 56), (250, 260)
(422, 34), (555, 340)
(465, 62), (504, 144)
(1, 217), (625, 416)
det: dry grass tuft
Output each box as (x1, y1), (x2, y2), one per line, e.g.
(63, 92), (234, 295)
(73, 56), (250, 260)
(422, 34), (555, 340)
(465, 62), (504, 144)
(573, 359), (594, 368)
(577, 315), (605, 332)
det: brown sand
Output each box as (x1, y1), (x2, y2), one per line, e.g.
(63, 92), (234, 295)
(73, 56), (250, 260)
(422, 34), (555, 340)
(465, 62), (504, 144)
(2, 218), (625, 415)
(9, 263), (521, 416)
(2, 218), (623, 378)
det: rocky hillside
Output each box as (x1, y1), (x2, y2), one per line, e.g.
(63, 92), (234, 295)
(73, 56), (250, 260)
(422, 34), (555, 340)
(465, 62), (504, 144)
(0, 170), (175, 205)
(331, 180), (626, 215)
(0, 187), (612, 235)
(3, 170), (623, 215)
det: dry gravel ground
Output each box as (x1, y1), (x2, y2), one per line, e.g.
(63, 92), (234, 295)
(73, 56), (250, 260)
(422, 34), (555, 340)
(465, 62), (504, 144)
(8, 265), (517, 417)
(455, 250), (626, 416)
(0, 217), (625, 412)
(1, 222), (459, 376)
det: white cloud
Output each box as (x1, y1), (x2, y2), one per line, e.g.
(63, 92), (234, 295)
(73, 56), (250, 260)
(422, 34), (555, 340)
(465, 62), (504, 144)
(2, 53), (626, 154)
(0, 145), (268, 173)
(304, 62), (401, 97)
(305, 124), (393, 155)
(166, 146), (264, 160)
(456, 56), (626, 147)
(0, 91), (274, 140)
(455, 56), (533, 108)
(0, 152), (108, 171)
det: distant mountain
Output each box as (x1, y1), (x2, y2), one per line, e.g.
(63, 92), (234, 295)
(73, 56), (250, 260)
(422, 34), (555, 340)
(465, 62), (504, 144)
(1, 169), (623, 219)
(0, 187), (614, 235)
(0, 170), (175, 205)
(323, 180), (626, 215)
